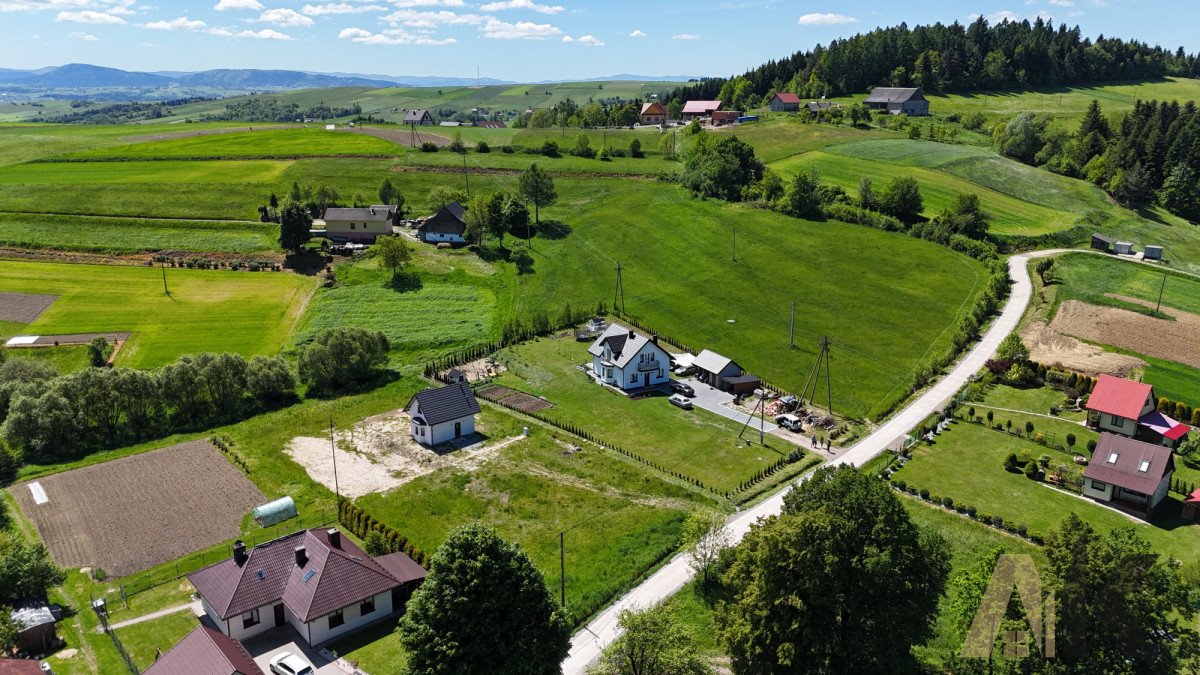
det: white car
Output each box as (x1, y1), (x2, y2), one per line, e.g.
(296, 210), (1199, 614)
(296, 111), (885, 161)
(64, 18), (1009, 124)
(668, 393), (693, 409)
(270, 652), (314, 675)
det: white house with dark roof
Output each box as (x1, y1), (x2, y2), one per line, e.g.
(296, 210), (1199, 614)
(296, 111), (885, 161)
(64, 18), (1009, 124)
(407, 381), (481, 446)
(188, 528), (426, 648)
(322, 205), (399, 243)
(1082, 433), (1175, 517)
(587, 324), (670, 391)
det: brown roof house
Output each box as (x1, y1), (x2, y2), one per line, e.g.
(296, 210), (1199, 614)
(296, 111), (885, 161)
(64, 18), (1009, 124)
(639, 101), (667, 125)
(864, 87), (929, 116)
(1082, 433), (1176, 517)
(322, 205), (400, 243)
(417, 201), (468, 245)
(189, 528), (426, 647)
(143, 624), (265, 675)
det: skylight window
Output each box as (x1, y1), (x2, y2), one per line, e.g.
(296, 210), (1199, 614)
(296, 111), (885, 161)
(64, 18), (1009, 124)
(1108, 452), (1119, 464)
(1138, 459), (1150, 473)
(256, 569), (265, 580)
(303, 569), (316, 583)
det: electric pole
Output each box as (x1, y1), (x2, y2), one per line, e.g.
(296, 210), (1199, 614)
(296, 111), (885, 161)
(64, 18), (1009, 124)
(800, 336), (833, 414)
(1155, 271), (1167, 314)
(613, 263), (626, 315)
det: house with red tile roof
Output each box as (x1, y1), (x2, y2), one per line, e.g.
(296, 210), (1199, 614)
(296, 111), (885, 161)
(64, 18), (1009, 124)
(769, 92), (801, 112)
(189, 528), (425, 647)
(143, 624), (265, 675)
(1082, 433), (1175, 516)
(1085, 374), (1190, 448)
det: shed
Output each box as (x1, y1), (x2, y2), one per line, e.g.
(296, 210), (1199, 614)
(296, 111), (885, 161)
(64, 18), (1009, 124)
(864, 87), (929, 116)
(1090, 233), (1113, 252)
(1184, 488), (1200, 520)
(723, 374), (761, 395)
(404, 109), (435, 125)
(1114, 241), (1134, 255)
(1144, 245), (1163, 261)
(252, 496), (298, 527)
(11, 603), (58, 654)
(710, 110), (742, 126)
(446, 368), (468, 384)
(418, 201), (468, 244)
(693, 349), (742, 390)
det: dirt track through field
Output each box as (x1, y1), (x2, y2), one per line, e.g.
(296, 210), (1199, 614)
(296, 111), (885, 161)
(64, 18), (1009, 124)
(10, 440), (263, 576)
(0, 291), (57, 322)
(343, 127), (451, 147)
(1043, 295), (1200, 369)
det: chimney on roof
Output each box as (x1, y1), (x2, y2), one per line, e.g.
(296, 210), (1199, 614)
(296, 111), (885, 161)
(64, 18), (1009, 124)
(294, 545), (307, 567)
(651, 332), (658, 345)
(629, 329), (635, 340)
(327, 529), (341, 549)
(233, 540), (247, 566)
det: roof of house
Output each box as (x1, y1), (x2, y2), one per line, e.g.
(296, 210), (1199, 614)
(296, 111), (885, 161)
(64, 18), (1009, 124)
(1139, 409), (1191, 440)
(404, 109), (432, 122)
(1187, 488), (1200, 504)
(723, 374), (760, 385)
(1086, 374), (1153, 420)
(0, 661), (46, 675)
(773, 92), (801, 104)
(1084, 433), (1175, 496)
(143, 625), (264, 675)
(1092, 233), (1114, 243)
(473, 120), (507, 128)
(322, 205), (396, 222)
(864, 87), (925, 103)
(640, 101), (665, 115)
(407, 381), (481, 426)
(693, 349), (736, 375)
(587, 324), (665, 369)
(807, 101), (834, 111)
(682, 100), (721, 114)
(189, 528), (424, 624)
(10, 604), (55, 631)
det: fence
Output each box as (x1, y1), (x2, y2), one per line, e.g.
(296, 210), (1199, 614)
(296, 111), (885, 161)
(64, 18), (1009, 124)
(91, 594), (139, 674)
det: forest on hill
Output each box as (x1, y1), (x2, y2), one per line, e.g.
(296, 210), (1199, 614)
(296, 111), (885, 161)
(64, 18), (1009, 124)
(669, 17), (1200, 109)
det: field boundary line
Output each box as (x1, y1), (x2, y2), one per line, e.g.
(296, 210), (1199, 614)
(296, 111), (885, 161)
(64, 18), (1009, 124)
(0, 210), (262, 224)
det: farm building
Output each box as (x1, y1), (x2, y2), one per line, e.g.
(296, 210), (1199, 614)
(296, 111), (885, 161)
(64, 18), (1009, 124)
(322, 205), (399, 243)
(189, 528), (426, 647)
(407, 381), (481, 447)
(446, 368), (468, 384)
(143, 624), (264, 675)
(10, 603), (58, 655)
(682, 100), (722, 119)
(807, 101), (836, 114)
(1145, 245), (1164, 261)
(770, 92), (801, 112)
(404, 109), (434, 125)
(710, 110), (742, 126)
(1091, 233), (1113, 252)
(1085, 374), (1191, 449)
(587, 324), (671, 391)
(417, 201), (468, 245)
(693, 349), (744, 391)
(864, 87), (929, 116)
(639, 101), (667, 125)
(1082, 433), (1175, 517)
(473, 120), (507, 128)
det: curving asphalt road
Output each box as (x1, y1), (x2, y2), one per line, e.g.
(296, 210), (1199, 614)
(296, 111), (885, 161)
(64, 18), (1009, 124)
(562, 252), (1044, 673)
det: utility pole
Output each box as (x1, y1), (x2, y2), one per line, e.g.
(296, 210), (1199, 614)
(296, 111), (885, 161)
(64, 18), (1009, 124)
(329, 417), (340, 503)
(1155, 271), (1167, 314)
(800, 336), (833, 414)
(789, 301), (796, 349)
(559, 531), (566, 608)
(613, 263), (626, 315)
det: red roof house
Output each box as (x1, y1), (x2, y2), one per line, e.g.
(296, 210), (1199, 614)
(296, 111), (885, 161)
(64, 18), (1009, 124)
(639, 101), (667, 125)
(143, 624), (264, 675)
(770, 92), (801, 112)
(1086, 374), (1190, 448)
(682, 100), (721, 117)
(1082, 433), (1175, 516)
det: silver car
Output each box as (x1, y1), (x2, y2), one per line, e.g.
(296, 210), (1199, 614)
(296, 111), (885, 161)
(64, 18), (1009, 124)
(668, 393), (693, 409)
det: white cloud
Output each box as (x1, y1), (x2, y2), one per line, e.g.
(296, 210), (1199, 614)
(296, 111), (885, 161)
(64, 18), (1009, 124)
(481, 17), (560, 39)
(628, 29), (645, 37)
(56, 9), (126, 23)
(577, 34), (602, 46)
(69, 30), (98, 40)
(143, 16), (206, 30)
(560, 34), (571, 42)
(797, 12), (856, 25)
(671, 33), (699, 40)
(479, 0), (563, 14)
(258, 7), (314, 26)
(390, 0), (464, 6)
(384, 8), (484, 26)
(338, 25), (455, 44)
(301, 2), (385, 15)
(236, 27), (294, 39)
(213, 0), (262, 9)
(1048, 0), (1073, 5)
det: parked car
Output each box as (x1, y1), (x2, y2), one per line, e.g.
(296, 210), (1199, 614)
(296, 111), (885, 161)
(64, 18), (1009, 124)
(775, 413), (803, 432)
(270, 652), (314, 675)
(668, 394), (693, 409)
(673, 364), (696, 376)
(669, 381), (695, 397)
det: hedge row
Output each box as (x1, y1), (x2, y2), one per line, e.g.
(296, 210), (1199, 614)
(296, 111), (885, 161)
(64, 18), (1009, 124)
(885, 476), (1041, 544)
(209, 435), (249, 474)
(338, 498), (429, 567)
(727, 449), (810, 502)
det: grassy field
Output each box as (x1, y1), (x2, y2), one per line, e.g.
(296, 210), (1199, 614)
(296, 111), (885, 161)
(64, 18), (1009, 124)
(492, 337), (805, 493)
(893, 419), (1200, 561)
(329, 620), (407, 674)
(0, 213), (277, 253)
(0, 159), (291, 184)
(0, 261), (316, 368)
(976, 383), (1086, 423)
(114, 611), (200, 671)
(60, 128), (401, 160)
(4, 344), (92, 373)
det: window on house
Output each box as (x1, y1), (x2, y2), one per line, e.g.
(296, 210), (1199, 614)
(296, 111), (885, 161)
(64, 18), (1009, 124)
(657, 369), (663, 378)
(350, 223), (356, 229)
(242, 608), (260, 628)
(1090, 480), (1107, 491)
(629, 373), (636, 384)
(329, 608), (345, 629)
(1108, 452), (1119, 464)
(360, 597), (376, 616)
(1138, 459), (1151, 473)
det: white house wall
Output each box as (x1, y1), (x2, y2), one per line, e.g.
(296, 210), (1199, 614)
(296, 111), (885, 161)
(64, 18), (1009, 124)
(1097, 413), (1136, 436)
(306, 591), (395, 646)
(422, 232), (466, 243)
(223, 601), (277, 642)
(1082, 478), (1113, 502)
(1151, 472), (1173, 510)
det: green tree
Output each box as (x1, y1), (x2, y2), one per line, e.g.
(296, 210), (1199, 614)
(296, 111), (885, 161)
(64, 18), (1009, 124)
(297, 327), (389, 393)
(518, 163), (557, 226)
(717, 465), (949, 672)
(682, 509), (730, 586)
(571, 132), (595, 158)
(398, 525), (570, 674)
(485, 192), (510, 246)
(245, 355), (296, 403)
(0, 540), (66, 602)
(996, 334), (1030, 363)
(278, 201), (312, 252)
(378, 178), (406, 215)
(87, 337), (112, 367)
(374, 235), (411, 278)
(0, 606), (17, 652)
(629, 138), (643, 158)
(510, 240), (534, 274)
(857, 176), (877, 211)
(879, 176), (923, 222)
(363, 530), (388, 556)
(779, 169), (822, 218)
(1035, 257), (1056, 283)
(448, 129), (466, 153)
(428, 186), (468, 210)
(680, 134), (764, 201)
(1159, 164), (1200, 222)
(594, 603), (709, 675)
(463, 194), (491, 246)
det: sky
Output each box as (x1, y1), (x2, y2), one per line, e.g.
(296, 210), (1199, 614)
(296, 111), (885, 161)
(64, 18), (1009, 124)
(0, 0), (1196, 82)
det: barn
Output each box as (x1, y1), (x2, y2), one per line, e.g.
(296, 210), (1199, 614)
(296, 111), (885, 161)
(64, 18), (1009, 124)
(770, 92), (801, 112)
(864, 87), (929, 116)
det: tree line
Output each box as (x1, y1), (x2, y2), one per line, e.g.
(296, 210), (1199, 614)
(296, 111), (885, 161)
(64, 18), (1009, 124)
(994, 98), (1200, 221)
(666, 17), (1199, 110)
(202, 97), (362, 123)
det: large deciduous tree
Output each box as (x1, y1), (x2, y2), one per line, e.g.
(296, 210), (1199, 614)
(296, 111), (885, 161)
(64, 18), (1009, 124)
(594, 603), (709, 675)
(518, 163), (557, 226)
(398, 524), (570, 674)
(879, 176), (924, 222)
(373, 235), (411, 278)
(297, 327), (389, 393)
(680, 134), (764, 202)
(278, 200), (312, 253)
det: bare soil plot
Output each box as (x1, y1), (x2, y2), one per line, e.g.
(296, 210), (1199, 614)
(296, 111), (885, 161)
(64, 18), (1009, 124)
(10, 440), (263, 576)
(1020, 319), (1144, 376)
(0, 291), (57, 322)
(286, 410), (519, 498)
(445, 356), (506, 382)
(477, 385), (553, 413)
(1048, 296), (1200, 368)
(347, 126), (451, 147)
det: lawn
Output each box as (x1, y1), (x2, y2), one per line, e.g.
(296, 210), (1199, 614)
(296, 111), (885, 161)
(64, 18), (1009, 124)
(0, 261), (316, 368)
(329, 620), (407, 674)
(492, 337), (804, 493)
(893, 420), (1200, 561)
(58, 128), (401, 160)
(113, 611), (200, 671)
(4, 344), (92, 374)
(0, 213), (277, 253)
(395, 144), (677, 176)
(356, 406), (709, 624)
(0, 159), (291, 184)
(717, 117), (896, 163)
(976, 383), (1086, 423)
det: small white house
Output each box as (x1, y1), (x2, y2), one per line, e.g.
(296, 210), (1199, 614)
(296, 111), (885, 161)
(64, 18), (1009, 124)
(1082, 433), (1175, 517)
(407, 381), (481, 447)
(417, 201), (468, 245)
(587, 324), (671, 391)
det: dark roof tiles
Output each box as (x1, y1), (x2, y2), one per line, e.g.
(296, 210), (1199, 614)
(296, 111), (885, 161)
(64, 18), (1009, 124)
(407, 381), (481, 426)
(142, 624), (264, 675)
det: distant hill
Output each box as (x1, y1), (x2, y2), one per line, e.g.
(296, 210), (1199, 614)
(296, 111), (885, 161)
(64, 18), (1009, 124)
(0, 64), (172, 88)
(176, 69), (395, 89)
(0, 64), (395, 90)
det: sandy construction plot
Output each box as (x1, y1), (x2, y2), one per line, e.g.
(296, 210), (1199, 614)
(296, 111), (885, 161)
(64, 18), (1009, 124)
(0, 292), (57, 323)
(287, 410), (515, 498)
(1048, 296), (1200, 368)
(1020, 319), (1145, 376)
(10, 440), (263, 576)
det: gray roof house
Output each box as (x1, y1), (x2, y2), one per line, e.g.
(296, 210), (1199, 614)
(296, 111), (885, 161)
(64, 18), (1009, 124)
(863, 87), (929, 116)
(693, 349), (744, 391)
(143, 624), (264, 675)
(1082, 433), (1176, 517)
(322, 204), (399, 243)
(407, 381), (481, 446)
(417, 201), (468, 245)
(587, 324), (671, 391)
(404, 109), (435, 125)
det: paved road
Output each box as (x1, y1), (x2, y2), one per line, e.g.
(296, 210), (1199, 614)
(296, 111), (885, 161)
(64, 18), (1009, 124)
(561, 252), (1040, 673)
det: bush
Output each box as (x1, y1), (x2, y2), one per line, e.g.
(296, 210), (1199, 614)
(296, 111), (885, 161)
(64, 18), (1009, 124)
(541, 140), (560, 157)
(1038, 454), (1051, 468)
(1004, 452), (1019, 471)
(1087, 439), (1097, 453)
(895, 480), (906, 491)
(1016, 524), (1028, 537)
(475, 141), (491, 153)
(298, 327), (389, 393)
(966, 505), (977, 518)
(993, 516), (1003, 529)
(501, 145), (516, 154)
(942, 496), (953, 509)
(629, 138), (644, 158)
(1024, 460), (1039, 479)
(919, 488), (930, 500)
(420, 142), (439, 153)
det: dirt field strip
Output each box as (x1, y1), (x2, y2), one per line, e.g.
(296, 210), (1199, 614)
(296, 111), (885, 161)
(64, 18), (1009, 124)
(287, 410), (519, 498)
(121, 125), (293, 143)
(0, 291), (57, 323)
(1048, 296), (1200, 369)
(476, 385), (553, 413)
(345, 126), (451, 147)
(1020, 319), (1145, 376)
(10, 440), (264, 576)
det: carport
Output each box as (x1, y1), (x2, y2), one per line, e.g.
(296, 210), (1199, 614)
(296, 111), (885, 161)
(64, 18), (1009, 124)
(723, 374), (761, 396)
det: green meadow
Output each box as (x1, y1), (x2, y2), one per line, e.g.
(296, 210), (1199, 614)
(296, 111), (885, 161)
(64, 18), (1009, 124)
(0, 213), (276, 253)
(0, 260), (316, 368)
(61, 128), (401, 160)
